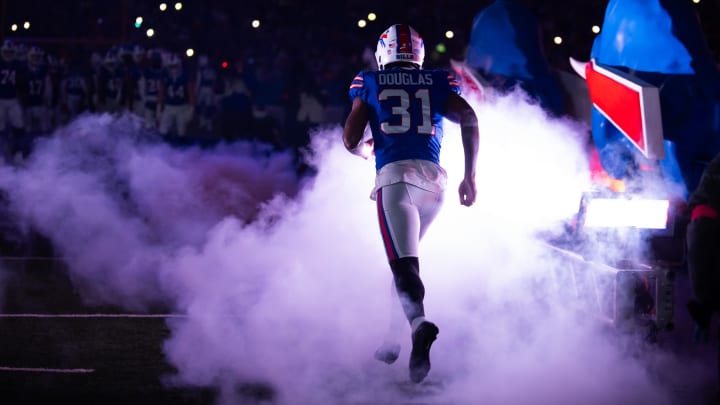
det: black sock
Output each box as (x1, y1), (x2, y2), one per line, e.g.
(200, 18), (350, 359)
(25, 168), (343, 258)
(389, 256), (425, 324)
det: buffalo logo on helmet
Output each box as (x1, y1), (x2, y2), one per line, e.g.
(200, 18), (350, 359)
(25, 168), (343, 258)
(378, 32), (388, 49)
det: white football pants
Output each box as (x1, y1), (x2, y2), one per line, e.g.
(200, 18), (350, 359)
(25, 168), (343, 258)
(376, 182), (444, 261)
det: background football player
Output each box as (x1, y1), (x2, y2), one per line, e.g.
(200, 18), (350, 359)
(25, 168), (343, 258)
(158, 54), (195, 138)
(138, 49), (165, 131)
(0, 40), (27, 160)
(24, 46), (52, 134)
(195, 54), (218, 134)
(96, 50), (124, 114)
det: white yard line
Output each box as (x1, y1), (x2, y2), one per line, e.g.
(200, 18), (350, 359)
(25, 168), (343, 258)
(0, 312), (181, 376)
(0, 366), (95, 373)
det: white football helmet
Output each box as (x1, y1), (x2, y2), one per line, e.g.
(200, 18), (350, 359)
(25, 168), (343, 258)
(0, 40), (15, 62)
(374, 24), (425, 70)
(103, 50), (119, 70)
(27, 46), (44, 69)
(14, 43), (28, 62)
(132, 45), (145, 63)
(166, 53), (182, 77)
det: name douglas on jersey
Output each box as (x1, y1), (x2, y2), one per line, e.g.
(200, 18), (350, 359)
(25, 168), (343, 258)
(377, 72), (434, 86)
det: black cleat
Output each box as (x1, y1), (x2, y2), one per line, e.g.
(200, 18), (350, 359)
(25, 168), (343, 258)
(374, 343), (401, 364)
(409, 321), (439, 383)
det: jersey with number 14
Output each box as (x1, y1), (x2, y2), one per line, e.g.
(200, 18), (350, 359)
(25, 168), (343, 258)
(349, 68), (460, 170)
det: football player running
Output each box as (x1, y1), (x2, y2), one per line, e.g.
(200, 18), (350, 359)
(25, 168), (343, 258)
(342, 24), (479, 383)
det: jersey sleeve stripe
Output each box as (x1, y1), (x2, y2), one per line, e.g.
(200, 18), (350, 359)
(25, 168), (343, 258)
(349, 74), (364, 89)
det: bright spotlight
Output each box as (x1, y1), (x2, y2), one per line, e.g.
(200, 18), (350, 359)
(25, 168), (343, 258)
(368, 13), (377, 21)
(10, 24), (17, 32)
(186, 48), (194, 57)
(251, 19), (260, 28)
(23, 21), (30, 30)
(445, 30), (454, 39)
(135, 16), (143, 24)
(159, 3), (167, 11)
(146, 28), (155, 37)
(174, 2), (182, 10)
(584, 198), (669, 229)
(553, 36), (563, 45)
(435, 43), (446, 53)
(358, 19), (367, 28)
(692, 0), (700, 4)
(592, 25), (600, 34)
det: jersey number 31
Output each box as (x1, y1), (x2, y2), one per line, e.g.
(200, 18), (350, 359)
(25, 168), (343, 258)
(379, 88), (434, 135)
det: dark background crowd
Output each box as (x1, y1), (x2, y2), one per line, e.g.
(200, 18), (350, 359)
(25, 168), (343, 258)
(0, 0), (718, 154)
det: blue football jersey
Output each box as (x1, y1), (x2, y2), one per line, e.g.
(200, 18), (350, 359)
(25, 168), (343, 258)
(63, 68), (87, 97)
(142, 67), (164, 108)
(0, 59), (24, 99)
(197, 66), (217, 88)
(26, 67), (49, 106)
(348, 67), (461, 170)
(100, 67), (124, 99)
(163, 71), (190, 106)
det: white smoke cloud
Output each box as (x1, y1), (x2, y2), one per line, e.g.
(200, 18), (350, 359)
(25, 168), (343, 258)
(0, 93), (712, 404)
(0, 114), (303, 309)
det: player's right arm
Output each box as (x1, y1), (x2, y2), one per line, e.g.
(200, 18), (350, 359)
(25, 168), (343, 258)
(446, 91), (479, 207)
(343, 97), (373, 159)
(343, 71), (374, 159)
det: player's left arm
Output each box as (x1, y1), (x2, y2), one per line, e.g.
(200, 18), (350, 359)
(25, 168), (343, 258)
(446, 91), (479, 207)
(342, 97), (373, 159)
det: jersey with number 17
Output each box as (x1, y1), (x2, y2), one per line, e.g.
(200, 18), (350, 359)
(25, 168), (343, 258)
(348, 68), (461, 170)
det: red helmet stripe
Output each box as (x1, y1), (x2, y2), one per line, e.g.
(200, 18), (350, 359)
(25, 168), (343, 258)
(396, 24), (413, 55)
